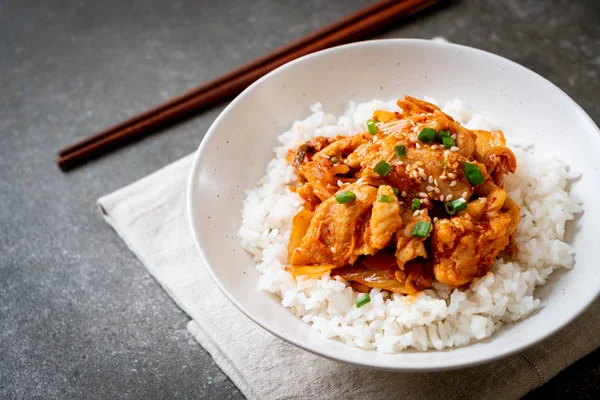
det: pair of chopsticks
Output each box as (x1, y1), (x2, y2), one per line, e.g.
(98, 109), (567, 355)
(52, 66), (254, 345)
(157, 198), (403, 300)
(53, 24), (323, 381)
(57, 0), (440, 171)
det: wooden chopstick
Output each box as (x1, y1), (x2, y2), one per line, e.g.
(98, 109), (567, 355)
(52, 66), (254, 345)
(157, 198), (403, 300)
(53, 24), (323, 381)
(57, 0), (439, 171)
(57, 0), (400, 159)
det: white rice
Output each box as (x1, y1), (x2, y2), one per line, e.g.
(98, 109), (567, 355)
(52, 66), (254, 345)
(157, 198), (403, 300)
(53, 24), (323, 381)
(238, 99), (583, 352)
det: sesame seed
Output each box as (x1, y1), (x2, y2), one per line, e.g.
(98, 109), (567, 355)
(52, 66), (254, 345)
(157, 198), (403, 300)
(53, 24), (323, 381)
(434, 179), (438, 186)
(448, 173), (457, 179)
(419, 170), (427, 179)
(434, 187), (441, 193)
(450, 180), (457, 187)
(416, 143), (422, 149)
(439, 195), (445, 201)
(398, 160), (403, 165)
(451, 134), (457, 140)
(331, 247), (336, 253)
(444, 150), (450, 156)
(431, 144), (438, 150)
(433, 217), (439, 223)
(439, 175), (447, 180)
(426, 185), (434, 192)
(446, 194), (453, 201)
(428, 176), (433, 184)
(450, 146), (459, 152)
(322, 154), (330, 159)
(337, 180), (343, 186)
(409, 135), (418, 143)
(413, 210), (419, 217)
(415, 161), (424, 166)
(462, 191), (468, 199)
(373, 136), (378, 142)
(422, 198), (430, 205)
(409, 120), (416, 126)
(420, 209), (426, 215)
(418, 192), (428, 198)
(356, 178), (364, 184)
(401, 191), (407, 197)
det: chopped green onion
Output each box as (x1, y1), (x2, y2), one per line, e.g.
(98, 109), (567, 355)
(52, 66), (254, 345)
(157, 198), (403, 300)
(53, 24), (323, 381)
(366, 119), (378, 135)
(418, 128), (436, 143)
(394, 144), (406, 158)
(412, 221), (431, 238)
(373, 160), (392, 177)
(466, 169), (485, 186)
(463, 162), (479, 173)
(439, 130), (451, 139)
(464, 162), (485, 186)
(442, 136), (455, 149)
(410, 198), (421, 211)
(356, 293), (371, 308)
(330, 156), (340, 164)
(444, 198), (468, 215)
(378, 194), (392, 203)
(392, 187), (399, 197)
(335, 191), (356, 204)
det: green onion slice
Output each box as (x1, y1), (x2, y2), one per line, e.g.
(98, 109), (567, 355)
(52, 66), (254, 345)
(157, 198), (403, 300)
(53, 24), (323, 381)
(444, 198), (468, 215)
(464, 162), (485, 186)
(439, 130), (451, 139)
(418, 128), (436, 143)
(330, 156), (340, 164)
(366, 119), (378, 135)
(378, 194), (392, 203)
(373, 160), (392, 177)
(335, 191), (356, 204)
(392, 187), (399, 197)
(394, 144), (406, 158)
(412, 221), (432, 238)
(356, 293), (371, 308)
(442, 136), (455, 149)
(464, 162), (479, 173)
(466, 169), (485, 186)
(410, 198), (421, 211)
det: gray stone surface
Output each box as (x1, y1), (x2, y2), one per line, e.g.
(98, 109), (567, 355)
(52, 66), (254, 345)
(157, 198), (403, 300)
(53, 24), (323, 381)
(0, 0), (598, 398)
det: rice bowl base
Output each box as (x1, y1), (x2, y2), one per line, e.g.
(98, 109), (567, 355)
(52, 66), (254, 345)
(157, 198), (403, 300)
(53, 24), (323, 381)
(188, 39), (600, 370)
(238, 98), (582, 353)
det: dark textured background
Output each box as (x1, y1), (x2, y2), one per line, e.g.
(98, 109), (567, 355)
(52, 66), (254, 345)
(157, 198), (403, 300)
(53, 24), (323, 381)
(1, 0), (599, 398)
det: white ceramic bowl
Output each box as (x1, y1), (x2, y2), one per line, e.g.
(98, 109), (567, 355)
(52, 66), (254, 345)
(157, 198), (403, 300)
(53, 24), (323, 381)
(187, 39), (600, 371)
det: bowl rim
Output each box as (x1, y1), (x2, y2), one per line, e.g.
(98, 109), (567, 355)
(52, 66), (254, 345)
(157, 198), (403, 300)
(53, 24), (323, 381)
(187, 38), (600, 371)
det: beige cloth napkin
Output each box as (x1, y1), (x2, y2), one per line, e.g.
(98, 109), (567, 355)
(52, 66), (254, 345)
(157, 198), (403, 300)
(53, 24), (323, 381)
(99, 153), (600, 400)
